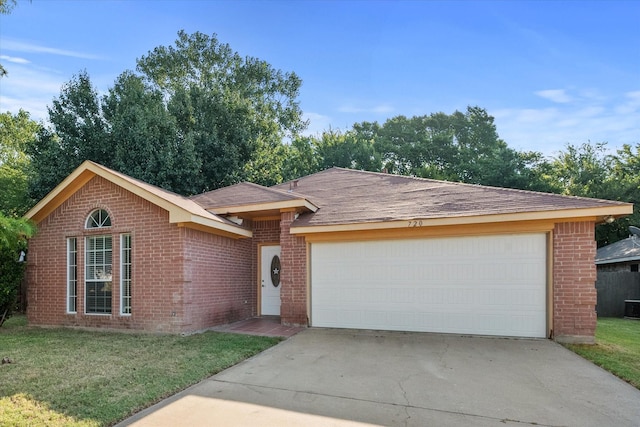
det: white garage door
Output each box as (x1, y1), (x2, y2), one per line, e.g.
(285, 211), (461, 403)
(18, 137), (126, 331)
(311, 234), (547, 338)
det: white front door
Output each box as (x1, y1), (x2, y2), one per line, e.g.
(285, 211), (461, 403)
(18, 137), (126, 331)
(261, 245), (282, 316)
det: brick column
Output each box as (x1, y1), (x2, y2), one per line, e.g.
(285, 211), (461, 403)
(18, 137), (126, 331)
(553, 221), (597, 343)
(279, 211), (308, 326)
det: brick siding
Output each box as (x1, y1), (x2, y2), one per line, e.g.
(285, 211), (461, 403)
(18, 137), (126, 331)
(279, 211), (308, 325)
(182, 228), (253, 331)
(553, 221), (597, 343)
(26, 176), (254, 333)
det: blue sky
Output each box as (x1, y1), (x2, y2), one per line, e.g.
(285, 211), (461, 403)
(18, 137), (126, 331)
(0, 0), (638, 156)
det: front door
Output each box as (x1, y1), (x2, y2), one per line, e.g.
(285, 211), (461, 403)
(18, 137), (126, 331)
(260, 245), (281, 315)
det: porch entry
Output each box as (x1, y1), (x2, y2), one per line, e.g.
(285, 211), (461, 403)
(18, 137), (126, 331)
(260, 245), (281, 315)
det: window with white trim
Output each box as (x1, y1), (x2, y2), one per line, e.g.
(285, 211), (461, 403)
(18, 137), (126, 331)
(86, 209), (111, 228)
(120, 234), (132, 315)
(84, 209), (113, 314)
(85, 235), (112, 314)
(67, 237), (78, 313)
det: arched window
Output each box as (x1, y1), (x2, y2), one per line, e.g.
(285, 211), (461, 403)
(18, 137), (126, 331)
(86, 209), (111, 228)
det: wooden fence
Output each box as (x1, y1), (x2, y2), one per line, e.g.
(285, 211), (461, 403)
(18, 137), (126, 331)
(595, 271), (640, 317)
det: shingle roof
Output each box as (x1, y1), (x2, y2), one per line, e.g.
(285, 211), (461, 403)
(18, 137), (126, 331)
(190, 182), (306, 209)
(190, 182), (318, 216)
(271, 167), (632, 227)
(596, 236), (640, 265)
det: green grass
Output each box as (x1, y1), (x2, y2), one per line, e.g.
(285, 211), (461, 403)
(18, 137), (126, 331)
(566, 318), (640, 389)
(0, 315), (280, 427)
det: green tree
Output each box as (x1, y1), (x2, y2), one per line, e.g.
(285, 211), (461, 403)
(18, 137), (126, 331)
(369, 107), (545, 190)
(601, 143), (640, 245)
(29, 31), (307, 197)
(27, 71), (109, 201)
(137, 30), (307, 190)
(0, 110), (41, 215)
(282, 136), (319, 181)
(0, 212), (35, 326)
(544, 142), (612, 197)
(312, 128), (381, 171)
(543, 141), (638, 246)
(281, 128), (381, 181)
(243, 139), (289, 186)
(103, 71), (201, 194)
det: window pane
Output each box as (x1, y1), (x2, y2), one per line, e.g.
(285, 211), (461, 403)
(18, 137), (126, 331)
(85, 235), (112, 314)
(67, 238), (77, 313)
(120, 234), (132, 315)
(86, 209), (111, 229)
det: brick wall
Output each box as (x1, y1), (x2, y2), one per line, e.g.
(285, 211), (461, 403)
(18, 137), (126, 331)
(279, 211), (308, 325)
(26, 176), (254, 333)
(182, 228), (253, 331)
(553, 221), (597, 343)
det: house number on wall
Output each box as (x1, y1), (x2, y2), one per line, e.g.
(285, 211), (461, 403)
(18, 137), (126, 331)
(408, 220), (423, 227)
(271, 255), (281, 287)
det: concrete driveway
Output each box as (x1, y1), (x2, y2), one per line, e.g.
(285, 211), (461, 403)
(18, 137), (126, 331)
(119, 328), (640, 427)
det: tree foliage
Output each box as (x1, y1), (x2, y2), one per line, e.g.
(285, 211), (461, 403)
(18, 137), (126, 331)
(540, 142), (640, 246)
(0, 110), (40, 215)
(27, 71), (107, 201)
(368, 107), (548, 190)
(0, 212), (35, 326)
(137, 30), (306, 190)
(28, 31), (307, 201)
(282, 107), (547, 191)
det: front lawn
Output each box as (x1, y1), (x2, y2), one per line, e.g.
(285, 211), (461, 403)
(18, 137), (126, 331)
(0, 315), (280, 426)
(566, 317), (640, 389)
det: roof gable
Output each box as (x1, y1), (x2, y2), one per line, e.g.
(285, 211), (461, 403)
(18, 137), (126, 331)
(190, 182), (317, 217)
(25, 161), (251, 238)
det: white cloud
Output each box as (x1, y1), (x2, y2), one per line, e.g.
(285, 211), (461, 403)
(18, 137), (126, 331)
(0, 54), (30, 64)
(535, 89), (573, 104)
(0, 95), (50, 122)
(0, 63), (66, 121)
(1, 39), (105, 60)
(337, 103), (394, 114)
(301, 112), (333, 137)
(615, 90), (640, 115)
(493, 97), (639, 157)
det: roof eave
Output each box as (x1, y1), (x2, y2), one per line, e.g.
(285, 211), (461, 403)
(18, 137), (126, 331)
(290, 204), (634, 235)
(25, 161), (97, 223)
(209, 199), (318, 215)
(596, 256), (640, 265)
(176, 216), (253, 239)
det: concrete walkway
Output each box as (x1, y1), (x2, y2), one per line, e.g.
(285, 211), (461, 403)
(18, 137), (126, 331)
(118, 328), (640, 427)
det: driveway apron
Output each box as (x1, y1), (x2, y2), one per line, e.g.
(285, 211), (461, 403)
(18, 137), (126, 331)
(118, 328), (640, 427)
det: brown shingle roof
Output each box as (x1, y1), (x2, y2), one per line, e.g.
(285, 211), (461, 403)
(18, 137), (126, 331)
(190, 182), (305, 209)
(271, 167), (632, 227)
(190, 182), (318, 216)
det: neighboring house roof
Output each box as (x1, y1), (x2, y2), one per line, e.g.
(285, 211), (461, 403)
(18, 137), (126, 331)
(595, 236), (640, 265)
(25, 161), (252, 238)
(271, 167), (633, 233)
(190, 182), (318, 217)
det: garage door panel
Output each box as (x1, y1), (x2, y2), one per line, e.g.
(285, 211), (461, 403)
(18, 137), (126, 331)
(311, 234), (547, 338)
